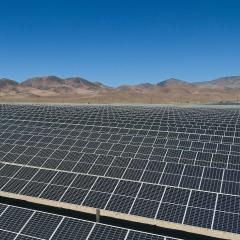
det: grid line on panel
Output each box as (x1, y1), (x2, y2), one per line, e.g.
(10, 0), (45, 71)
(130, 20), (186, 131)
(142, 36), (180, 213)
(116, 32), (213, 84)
(14, 210), (36, 240)
(127, 182), (143, 214)
(48, 217), (65, 240)
(85, 223), (96, 240)
(0, 205), (9, 218)
(157, 161), (167, 185)
(154, 186), (167, 219)
(81, 176), (100, 206)
(104, 178), (121, 210)
(18, 167), (43, 195)
(198, 166), (205, 191)
(181, 189), (192, 224)
(178, 164), (186, 188)
(58, 174), (79, 202)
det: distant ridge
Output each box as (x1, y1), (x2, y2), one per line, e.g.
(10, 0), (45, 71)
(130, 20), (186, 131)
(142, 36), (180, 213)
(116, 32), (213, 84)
(0, 75), (240, 103)
(0, 78), (18, 88)
(21, 76), (109, 90)
(22, 76), (63, 89)
(156, 78), (188, 87)
(1, 75), (240, 89)
(197, 76), (240, 89)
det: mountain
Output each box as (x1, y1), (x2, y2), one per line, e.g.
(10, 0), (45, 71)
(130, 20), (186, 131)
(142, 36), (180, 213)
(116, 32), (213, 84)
(117, 83), (154, 92)
(0, 78), (18, 89)
(197, 76), (240, 89)
(64, 77), (108, 89)
(157, 78), (190, 87)
(136, 83), (154, 89)
(22, 76), (64, 90)
(21, 76), (108, 91)
(1, 75), (240, 103)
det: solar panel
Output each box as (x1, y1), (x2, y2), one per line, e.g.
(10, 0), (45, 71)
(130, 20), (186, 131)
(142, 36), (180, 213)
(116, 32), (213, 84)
(0, 104), (240, 239)
(0, 203), (182, 240)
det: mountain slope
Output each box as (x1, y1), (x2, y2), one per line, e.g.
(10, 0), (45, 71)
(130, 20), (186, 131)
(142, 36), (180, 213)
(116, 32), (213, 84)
(197, 76), (240, 89)
(21, 76), (64, 89)
(1, 75), (240, 103)
(0, 78), (18, 89)
(157, 78), (190, 87)
(21, 76), (108, 91)
(64, 77), (108, 89)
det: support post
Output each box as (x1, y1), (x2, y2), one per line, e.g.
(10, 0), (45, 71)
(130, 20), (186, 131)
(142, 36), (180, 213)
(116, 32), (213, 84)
(96, 208), (100, 223)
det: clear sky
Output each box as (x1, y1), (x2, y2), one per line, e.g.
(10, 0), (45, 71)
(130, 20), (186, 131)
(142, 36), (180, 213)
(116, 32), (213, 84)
(0, 0), (239, 86)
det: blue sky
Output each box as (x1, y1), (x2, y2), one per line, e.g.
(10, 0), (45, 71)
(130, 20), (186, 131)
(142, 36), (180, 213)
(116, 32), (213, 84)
(0, 0), (239, 86)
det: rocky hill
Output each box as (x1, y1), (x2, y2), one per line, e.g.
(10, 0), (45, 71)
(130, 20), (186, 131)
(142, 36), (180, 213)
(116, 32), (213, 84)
(196, 76), (240, 89)
(0, 75), (240, 103)
(0, 78), (18, 89)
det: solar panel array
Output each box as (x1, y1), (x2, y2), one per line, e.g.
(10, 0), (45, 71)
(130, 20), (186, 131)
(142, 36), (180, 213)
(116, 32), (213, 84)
(0, 203), (180, 240)
(0, 104), (240, 238)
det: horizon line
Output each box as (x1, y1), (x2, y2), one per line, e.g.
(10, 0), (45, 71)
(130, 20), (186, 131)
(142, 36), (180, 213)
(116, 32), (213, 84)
(1, 74), (240, 87)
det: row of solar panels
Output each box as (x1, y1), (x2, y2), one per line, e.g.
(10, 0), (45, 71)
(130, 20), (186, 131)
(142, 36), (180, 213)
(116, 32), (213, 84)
(1, 103), (239, 116)
(1, 124), (240, 151)
(1, 118), (240, 145)
(1, 117), (240, 136)
(0, 120), (239, 154)
(2, 115), (240, 130)
(0, 203), (181, 240)
(1, 148), (240, 195)
(1, 105), (240, 129)
(1, 136), (237, 157)
(0, 161), (239, 235)
(0, 138), (240, 171)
